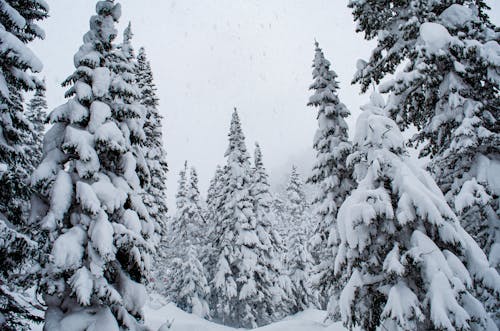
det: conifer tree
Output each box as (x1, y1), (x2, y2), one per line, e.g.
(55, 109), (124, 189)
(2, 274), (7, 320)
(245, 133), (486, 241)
(335, 93), (500, 331)
(26, 82), (48, 166)
(170, 163), (206, 249)
(306, 41), (354, 311)
(251, 143), (291, 316)
(206, 165), (223, 226)
(32, 2), (157, 329)
(136, 46), (168, 234)
(209, 110), (282, 328)
(283, 166), (315, 313)
(348, 0), (500, 273)
(0, 1), (48, 329)
(168, 163), (210, 317)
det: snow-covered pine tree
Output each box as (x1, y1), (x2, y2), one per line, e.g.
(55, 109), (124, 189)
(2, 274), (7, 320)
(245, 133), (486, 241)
(170, 163), (206, 248)
(251, 142), (291, 316)
(169, 245), (210, 318)
(209, 110), (282, 328)
(136, 46), (168, 236)
(306, 41), (354, 312)
(26, 82), (48, 166)
(283, 166), (315, 313)
(284, 166), (309, 234)
(0, 1), (48, 329)
(335, 92), (500, 331)
(32, 2), (157, 330)
(206, 164), (223, 226)
(348, 0), (500, 273)
(167, 163), (210, 317)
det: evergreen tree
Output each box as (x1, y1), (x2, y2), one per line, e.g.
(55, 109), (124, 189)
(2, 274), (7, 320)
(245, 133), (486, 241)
(209, 110), (282, 328)
(348, 0), (500, 273)
(283, 166), (315, 313)
(136, 46), (168, 235)
(206, 164), (223, 226)
(251, 142), (291, 316)
(168, 163), (210, 317)
(170, 163), (206, 249)
(335, 93), (500, 331)
(26, 82), (48, 166)
(169, 245), (210, 318)
(32, 2), (157, 329)
(0, 1), (48, 329)
(306, 41), (354, 311)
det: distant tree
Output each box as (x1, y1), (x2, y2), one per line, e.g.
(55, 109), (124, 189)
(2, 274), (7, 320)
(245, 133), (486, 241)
(168, 163), (210, 317)
(136, 46), (168, 235)
(209, 110), (283, 328)
(283, 166), (315, 313)
(251, 142), (291, 317)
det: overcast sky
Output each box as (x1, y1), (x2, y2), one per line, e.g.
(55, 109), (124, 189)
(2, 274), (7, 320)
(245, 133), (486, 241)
(31, 0), (499, 210)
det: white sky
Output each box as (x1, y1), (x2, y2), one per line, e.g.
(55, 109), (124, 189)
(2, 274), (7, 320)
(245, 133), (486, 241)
(31, 0), (499, 210)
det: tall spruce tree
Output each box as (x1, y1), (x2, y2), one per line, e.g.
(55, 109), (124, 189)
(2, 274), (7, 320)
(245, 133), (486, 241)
(136, 46), (168, 235)
(0, 1), (48, 329)
(251, 142), (291, 316)
(335, 92), (500, 331)
(168, 163), (210, 318)
(348, 1), (500, 273)
(32, 2), (157, 330)
(209, 110), (283, 328)
(283, 166), (315, 313)
(306, 41), (354, 312)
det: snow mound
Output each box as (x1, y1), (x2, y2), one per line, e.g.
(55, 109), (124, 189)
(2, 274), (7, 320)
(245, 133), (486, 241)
(419, 22), (451, 53)
(144, 298), (348, 331)
(439, 4), (475, 29)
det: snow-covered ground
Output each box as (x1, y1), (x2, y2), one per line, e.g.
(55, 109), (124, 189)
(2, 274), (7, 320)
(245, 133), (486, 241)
(30, 294), (348, 331)
(146, 302), (347, 331)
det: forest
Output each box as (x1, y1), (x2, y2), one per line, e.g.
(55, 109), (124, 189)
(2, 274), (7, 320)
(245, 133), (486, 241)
(0, 0), (499, 331)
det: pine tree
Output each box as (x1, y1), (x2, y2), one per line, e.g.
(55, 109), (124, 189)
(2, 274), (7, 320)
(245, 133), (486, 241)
(283, 166), (315, 313)
(335, 92), (500, 331)
(170, 163), (206, 249)
(32, 2), (157, 329)
(206, 165), (223, 226)
(0, 1), (48, 329)
(168, 163), (210, 317)
(26, 82), (48, 165)
(136, 46), (168, 235)
(306, 41), (354, 312)
(251, 142), (291, 317)
(209, 110), (282, 328)
(169, 245), (210, 318)
(348, 0), (499, 272)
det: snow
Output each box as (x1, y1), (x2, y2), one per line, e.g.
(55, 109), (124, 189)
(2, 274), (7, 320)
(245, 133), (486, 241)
(0, 25), (43, 72)
(439, 4), (475, 29)
(52, 226), (86, 270)
(69, 267), (94, 305)
(91, 67), (111, 98)
(42, 170), (73, 230)
(94, 121), (126, 152)
(419, 22), (451, 53)
(144, 298), (348, 331)
(92, 177), (127, 212)
(88, 101), (111, 133)
(90, 211), (116, 261)
(29, 294), (349, 331)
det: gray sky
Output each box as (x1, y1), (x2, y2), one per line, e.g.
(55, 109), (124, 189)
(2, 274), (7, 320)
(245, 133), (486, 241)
(31, 0), (499, 210)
